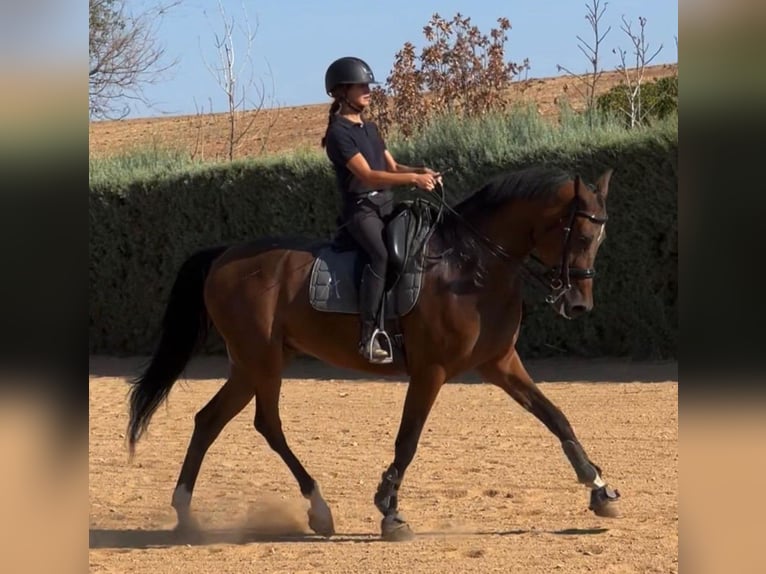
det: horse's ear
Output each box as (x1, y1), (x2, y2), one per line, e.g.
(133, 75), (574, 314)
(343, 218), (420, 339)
(596, 168), (614, 197)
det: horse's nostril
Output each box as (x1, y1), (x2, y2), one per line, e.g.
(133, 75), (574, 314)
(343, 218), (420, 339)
(570, 304), (587, 316)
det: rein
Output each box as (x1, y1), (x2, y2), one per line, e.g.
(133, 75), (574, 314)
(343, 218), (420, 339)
(426, 176), (608, 305)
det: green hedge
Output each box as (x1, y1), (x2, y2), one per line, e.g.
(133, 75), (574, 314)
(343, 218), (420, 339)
(90, 121), (677, 360)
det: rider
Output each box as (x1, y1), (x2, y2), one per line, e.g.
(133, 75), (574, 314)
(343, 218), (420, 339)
(321, 56), (440, 363)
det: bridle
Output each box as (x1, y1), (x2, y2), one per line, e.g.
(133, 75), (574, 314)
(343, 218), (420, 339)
(527, 183), (608, 303)
(428, 175), (608, 305)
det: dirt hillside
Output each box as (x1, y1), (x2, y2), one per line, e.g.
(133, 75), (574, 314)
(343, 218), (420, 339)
(89, 64), (677, 161)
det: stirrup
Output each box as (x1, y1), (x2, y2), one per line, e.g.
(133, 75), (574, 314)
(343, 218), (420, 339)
(360, 328), (393, 364)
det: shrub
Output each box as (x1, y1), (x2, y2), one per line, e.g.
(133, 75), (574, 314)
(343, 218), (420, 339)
(597, 74), (678, 127)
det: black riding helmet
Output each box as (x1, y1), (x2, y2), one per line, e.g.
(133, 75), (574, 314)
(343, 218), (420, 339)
(324, 57), (379, 96)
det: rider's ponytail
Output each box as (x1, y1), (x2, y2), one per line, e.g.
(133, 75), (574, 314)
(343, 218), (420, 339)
(320, 99), (341, 148)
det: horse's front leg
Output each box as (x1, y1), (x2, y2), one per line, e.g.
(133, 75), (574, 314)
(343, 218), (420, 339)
(478, 351), (620, 517)
(374, 366), (445, 541)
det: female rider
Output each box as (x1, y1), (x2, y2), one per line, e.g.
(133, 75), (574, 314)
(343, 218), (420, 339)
(321, 56), (440, 363)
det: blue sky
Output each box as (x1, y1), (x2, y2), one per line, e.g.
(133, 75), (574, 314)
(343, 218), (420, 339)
(122, 0), (678, 119)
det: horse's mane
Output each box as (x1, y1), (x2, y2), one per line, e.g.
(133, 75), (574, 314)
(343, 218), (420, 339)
(453, 165), (572, 215)
(435, 165), (573, 283)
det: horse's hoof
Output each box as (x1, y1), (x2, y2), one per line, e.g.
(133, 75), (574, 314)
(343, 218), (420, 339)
(308, 507), (335, 537)
(173, 519), (203, 543)
(589, 486), (621, 518)
(381, 514), (415, 542)
(173, 511), (201, 532)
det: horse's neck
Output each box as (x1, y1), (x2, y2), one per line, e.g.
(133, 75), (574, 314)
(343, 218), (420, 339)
(468, 201), (539, 260)
(431, 201), (539, 292)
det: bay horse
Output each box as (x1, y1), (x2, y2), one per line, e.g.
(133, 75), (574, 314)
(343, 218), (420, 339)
(126, 165), (620, 541)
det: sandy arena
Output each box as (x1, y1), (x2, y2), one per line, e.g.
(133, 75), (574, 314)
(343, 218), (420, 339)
(89, 356), (677, 573)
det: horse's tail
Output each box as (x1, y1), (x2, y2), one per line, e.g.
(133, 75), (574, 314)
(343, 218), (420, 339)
(127, 245), (228, 455)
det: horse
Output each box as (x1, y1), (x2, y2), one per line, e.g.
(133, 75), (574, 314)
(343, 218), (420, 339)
(126, 165), (620, 541)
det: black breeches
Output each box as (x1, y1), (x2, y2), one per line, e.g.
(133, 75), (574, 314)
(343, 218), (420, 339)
(345, 203), (390, 278)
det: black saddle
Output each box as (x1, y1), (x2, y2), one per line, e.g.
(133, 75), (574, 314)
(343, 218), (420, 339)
(308, 198), (438, 317)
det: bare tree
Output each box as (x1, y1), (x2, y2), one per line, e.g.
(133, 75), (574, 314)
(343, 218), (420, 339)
(613, 15), (663, 127)
(187, 96), (214, 162)
(89, 0), (179, 119)
(200, 0), (278, 160)
(556, 0), (612, 125)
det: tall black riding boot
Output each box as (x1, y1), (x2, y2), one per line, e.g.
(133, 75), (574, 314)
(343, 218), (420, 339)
(358, 264), (390, 362)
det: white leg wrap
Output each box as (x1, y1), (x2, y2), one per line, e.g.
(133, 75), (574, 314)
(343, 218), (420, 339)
(592, 474), (606, 488)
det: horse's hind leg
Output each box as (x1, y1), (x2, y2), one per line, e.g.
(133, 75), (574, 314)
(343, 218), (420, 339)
(252, 364), (335, 537)
(171, 369), (255, 532)
(478, 351), (620, 518)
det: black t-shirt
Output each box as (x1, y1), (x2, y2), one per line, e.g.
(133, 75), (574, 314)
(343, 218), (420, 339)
(324, 115), (392, 209)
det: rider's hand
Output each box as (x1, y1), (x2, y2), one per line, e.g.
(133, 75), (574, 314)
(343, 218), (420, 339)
(413, 172), (439, 192)
(422, 167), (443, 187)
